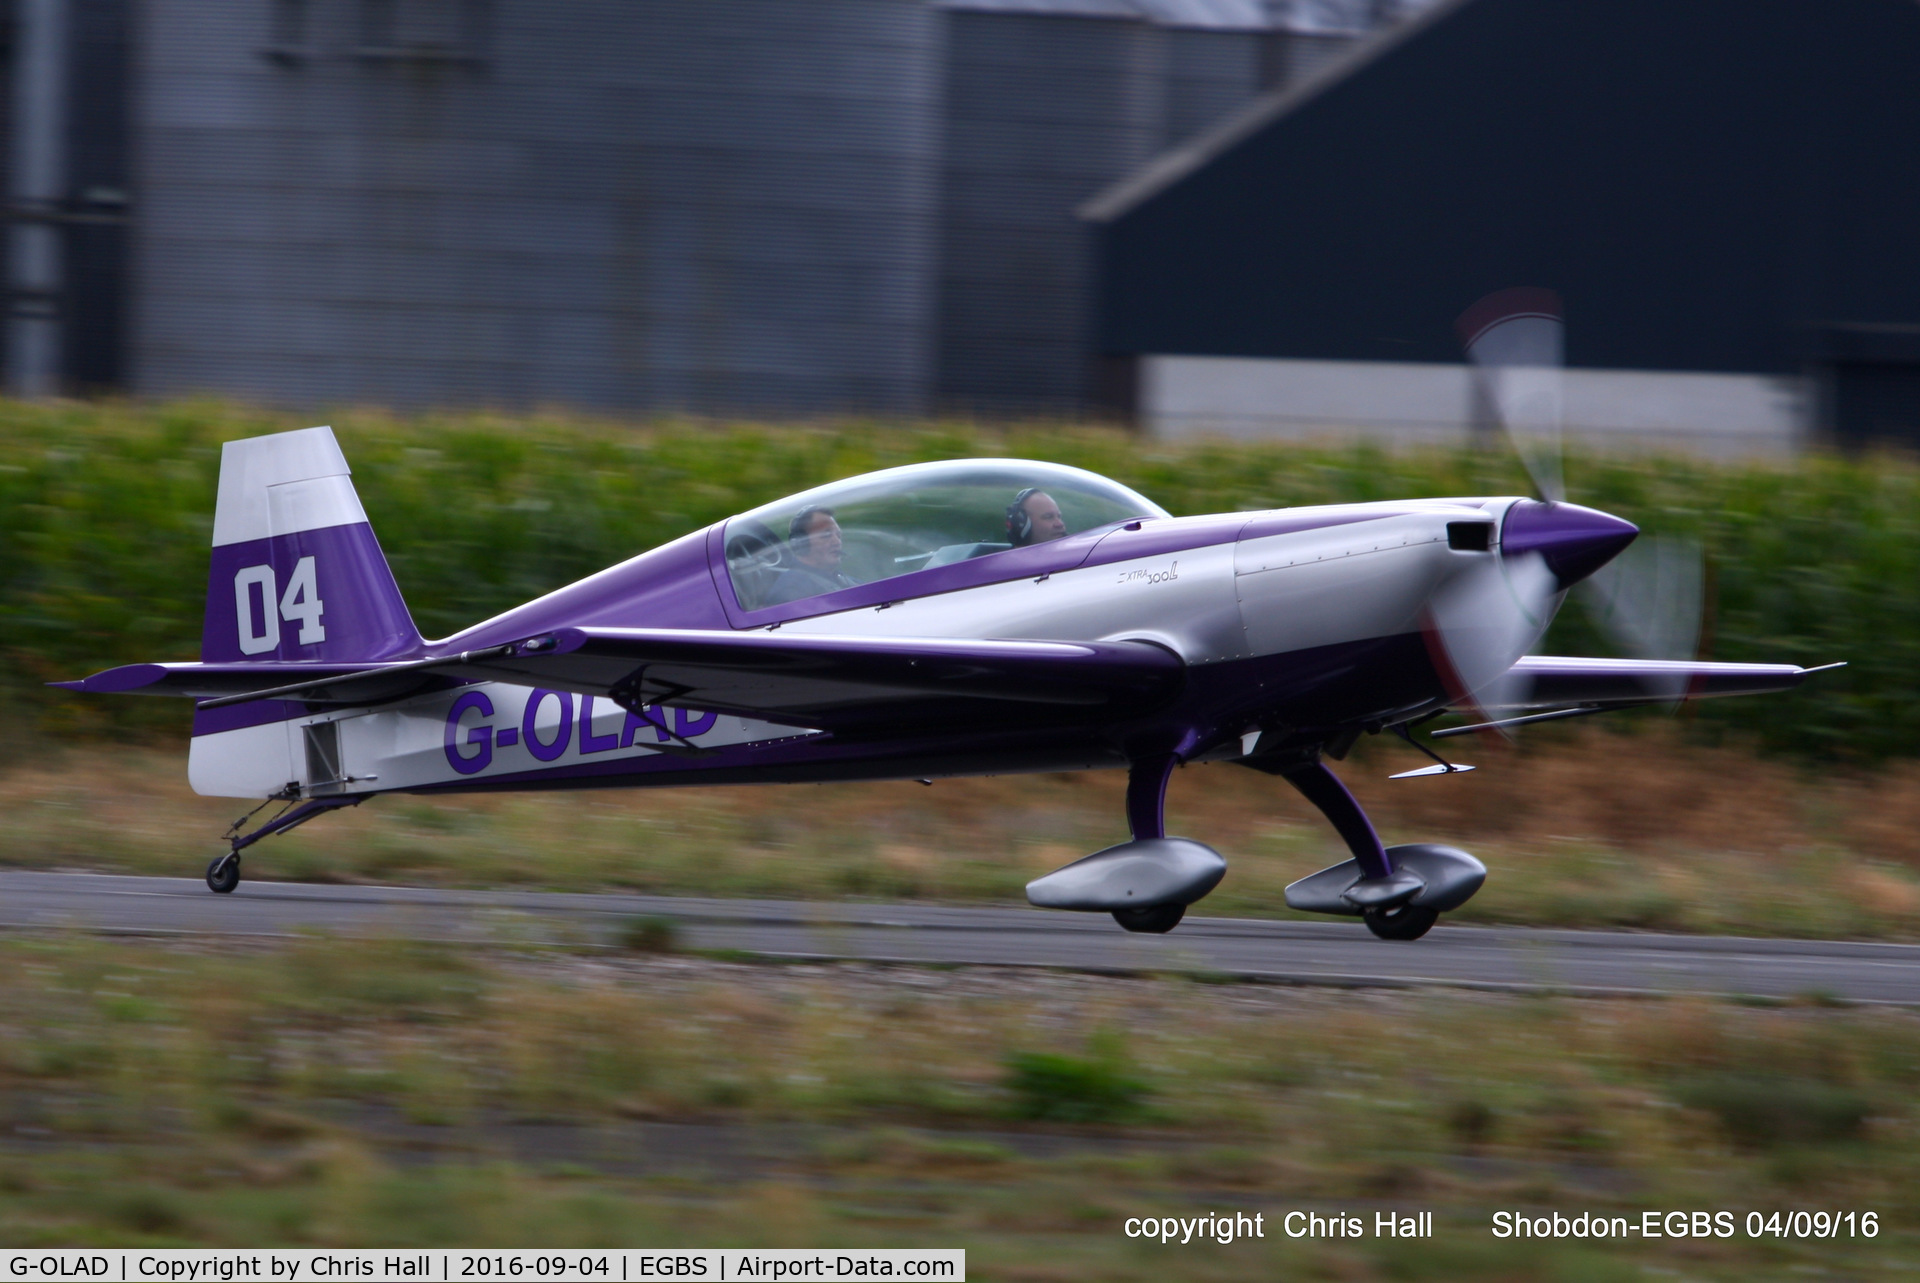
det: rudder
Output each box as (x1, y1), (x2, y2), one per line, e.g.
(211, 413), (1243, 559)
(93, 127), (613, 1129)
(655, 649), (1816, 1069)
(202, 426), (424, 665)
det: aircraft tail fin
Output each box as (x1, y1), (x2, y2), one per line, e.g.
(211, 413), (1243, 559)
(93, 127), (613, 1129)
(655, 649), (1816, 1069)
(203, 427), (425, 665)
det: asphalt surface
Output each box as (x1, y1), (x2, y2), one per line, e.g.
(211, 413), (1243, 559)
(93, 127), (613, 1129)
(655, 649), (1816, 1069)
(3, 869), (1918, 1004)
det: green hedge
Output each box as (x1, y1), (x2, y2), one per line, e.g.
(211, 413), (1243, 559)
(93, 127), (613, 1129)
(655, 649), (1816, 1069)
(1, 401), (1910, 758)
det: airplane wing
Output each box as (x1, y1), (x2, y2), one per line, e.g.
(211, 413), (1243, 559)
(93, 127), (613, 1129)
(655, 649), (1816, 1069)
(449, 627), (1185, 732)
(56, 627), (1187, 735)
(1490, 655), (1838, 709)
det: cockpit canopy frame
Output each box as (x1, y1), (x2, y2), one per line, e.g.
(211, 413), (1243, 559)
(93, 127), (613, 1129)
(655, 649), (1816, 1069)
(720, 459), (1168, 614)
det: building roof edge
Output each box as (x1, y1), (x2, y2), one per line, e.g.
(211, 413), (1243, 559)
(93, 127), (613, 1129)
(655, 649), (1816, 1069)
(1077, 0), (1477, 224)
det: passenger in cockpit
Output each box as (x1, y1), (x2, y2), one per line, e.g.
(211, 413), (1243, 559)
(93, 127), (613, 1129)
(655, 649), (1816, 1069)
(764, 505), (857, 605)
(1007, 488), (1069, 547)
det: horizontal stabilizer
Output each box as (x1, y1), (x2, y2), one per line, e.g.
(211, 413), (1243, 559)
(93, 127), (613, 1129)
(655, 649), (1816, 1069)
(54, 660), (415, 699)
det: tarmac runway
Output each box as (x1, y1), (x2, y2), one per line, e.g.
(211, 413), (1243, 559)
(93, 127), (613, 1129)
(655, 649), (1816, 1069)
(3, 869), (1917, 1004)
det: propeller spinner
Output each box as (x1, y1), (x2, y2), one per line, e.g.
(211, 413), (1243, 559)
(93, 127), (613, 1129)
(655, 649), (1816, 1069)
(1426, 289), (1706, 732)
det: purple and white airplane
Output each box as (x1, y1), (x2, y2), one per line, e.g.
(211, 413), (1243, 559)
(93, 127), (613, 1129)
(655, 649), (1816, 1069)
(58, 295), (1840, 938)
(56, 421), (1832, 939)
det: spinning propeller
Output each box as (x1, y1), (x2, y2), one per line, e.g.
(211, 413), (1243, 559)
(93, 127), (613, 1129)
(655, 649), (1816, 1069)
(1422, 289), (1709, 743)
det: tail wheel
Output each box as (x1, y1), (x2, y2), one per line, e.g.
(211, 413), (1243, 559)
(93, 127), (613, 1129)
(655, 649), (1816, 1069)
(1363, 903), (1437, 941)
(1112, 903), (1185, 934)
(206, 853), (240, 894)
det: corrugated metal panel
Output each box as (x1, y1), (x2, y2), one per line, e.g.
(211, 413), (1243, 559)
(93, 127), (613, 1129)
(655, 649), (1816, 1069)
(939, 0), (1144, 18)
(1272, 29), (1362, 87)
(1131, 0), (1267, 30)
(936, 9), (1168, 414)
(126, 0), (1410, 418)
(1164, 28), (1262, 145)
(134, 0), (943, 416)
(66, 0), (134, 392)
(935, 6), (1274, 414)
(1267, 0), (1372, 35)
(941, 0), (1431, 33)
(940, 0), (1267, 29)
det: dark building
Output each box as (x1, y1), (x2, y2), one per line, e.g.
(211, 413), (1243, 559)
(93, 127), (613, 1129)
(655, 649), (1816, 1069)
(1085, 0), (1920, 449)
(6, 0), (1421, 416)
(934, 0), (1437, 415)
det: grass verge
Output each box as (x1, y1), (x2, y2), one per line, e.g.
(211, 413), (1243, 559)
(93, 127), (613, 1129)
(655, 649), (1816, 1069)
(0, 932), (1914, 1279)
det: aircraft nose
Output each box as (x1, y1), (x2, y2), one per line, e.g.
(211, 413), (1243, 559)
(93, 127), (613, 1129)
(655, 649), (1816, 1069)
(1500, 500), (1639, 589)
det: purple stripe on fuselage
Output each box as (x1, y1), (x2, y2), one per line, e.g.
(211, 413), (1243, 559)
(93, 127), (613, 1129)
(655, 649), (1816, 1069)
(396, 631), (1448, 797)
(193, 699), (309, 736)
(405, 722), (1118, 796)
(1079, 510), (1399, 570)
(440, 529), (729, 652)
(1086, 514), (1250, 569)
(711, 509), (1412, 628)
(186, 673), (471, 737)
(203, 522), (423, 665)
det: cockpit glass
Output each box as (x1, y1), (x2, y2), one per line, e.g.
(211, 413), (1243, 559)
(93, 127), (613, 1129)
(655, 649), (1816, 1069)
(722, 459), (1167, 611)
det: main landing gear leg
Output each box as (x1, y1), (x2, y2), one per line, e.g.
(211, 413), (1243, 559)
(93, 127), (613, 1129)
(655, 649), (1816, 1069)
(1025, 754), (1226, 932)
(1125, 754), (1176, 843)
(1111, 755), (1185, 934)
(1276, 761), (1441, 941)
(1275, 761), (1393, 881)
(1021, 745), (1228, 937)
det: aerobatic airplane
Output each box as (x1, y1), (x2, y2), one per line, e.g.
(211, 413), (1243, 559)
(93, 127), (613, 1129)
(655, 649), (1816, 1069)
(57, 295), (1836, 938)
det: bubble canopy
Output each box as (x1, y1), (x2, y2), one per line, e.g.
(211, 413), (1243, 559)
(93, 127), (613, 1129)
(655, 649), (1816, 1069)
(721, 459), (1169, 612)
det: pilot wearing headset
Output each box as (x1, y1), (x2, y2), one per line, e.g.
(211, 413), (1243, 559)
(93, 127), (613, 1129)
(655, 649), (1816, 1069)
(764, 504), (858, 605)
(1006, 488), (1069, 547)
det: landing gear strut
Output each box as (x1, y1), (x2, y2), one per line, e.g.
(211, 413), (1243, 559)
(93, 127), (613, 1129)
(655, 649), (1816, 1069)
(205, 790), (365, 894)
(1253, 757), (1485, 940)
(1109, 756), (1189, 932)
(1026, 753), (1227, 932)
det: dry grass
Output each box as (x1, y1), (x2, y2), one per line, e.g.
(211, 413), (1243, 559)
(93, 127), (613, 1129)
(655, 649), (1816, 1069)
(3, 728), (1919, 938)
(0, 932), (1915, 1276)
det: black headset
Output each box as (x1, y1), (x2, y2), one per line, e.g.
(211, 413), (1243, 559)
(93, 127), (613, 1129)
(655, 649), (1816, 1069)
(1005, 487), (1041, 546)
